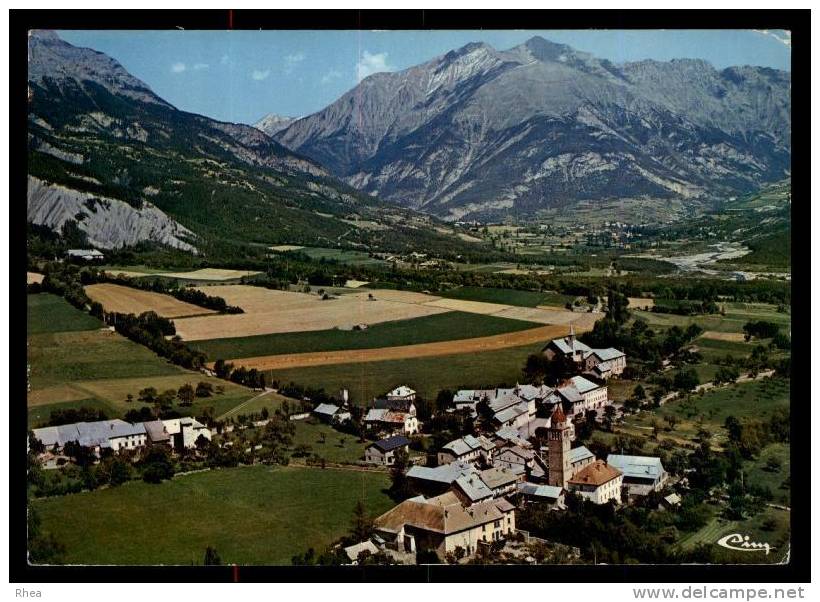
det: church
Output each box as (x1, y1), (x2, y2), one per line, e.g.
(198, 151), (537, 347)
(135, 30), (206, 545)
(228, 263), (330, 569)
(546, 406), (623, 505)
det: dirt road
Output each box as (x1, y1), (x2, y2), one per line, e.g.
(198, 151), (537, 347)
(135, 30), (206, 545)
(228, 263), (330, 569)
(222, 322), (588, 371)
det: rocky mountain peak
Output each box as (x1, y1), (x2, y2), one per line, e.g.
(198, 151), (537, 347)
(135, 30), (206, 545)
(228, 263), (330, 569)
(28, 29), (173, 109)
(254, 113), (298, 137)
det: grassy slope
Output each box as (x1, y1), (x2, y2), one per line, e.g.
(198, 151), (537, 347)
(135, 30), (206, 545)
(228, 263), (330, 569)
(32, 465), (393, 565)
(267, 342), (542, 404)
(438, 286), (573, 307)
(27, 294), (255, 426)
(190, 311), (540, 360)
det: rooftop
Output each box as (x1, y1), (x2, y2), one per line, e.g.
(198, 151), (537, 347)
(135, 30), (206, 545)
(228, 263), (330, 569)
(370, 435), (411, 453)
(518, 482), (563, 499)
(313, 403), (340, 416)
(568, 445), (594, 465)
(407, 461), (476, 485)
(568, 460), (622, 487)
(606, 454), (665, 480)
(586, 347), (625, 362)
(374, 496), (511, 536)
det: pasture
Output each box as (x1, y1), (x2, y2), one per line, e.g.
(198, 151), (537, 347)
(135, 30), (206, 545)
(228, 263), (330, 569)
(27, 293), (104, 334)
(265, 342), (544, 404)
(191, 311), (540, 360)
(231, 323), (571, 372)
(31, 465), (394, 565)
(85, 283), (216, 318)
(438, 286), (573, 308)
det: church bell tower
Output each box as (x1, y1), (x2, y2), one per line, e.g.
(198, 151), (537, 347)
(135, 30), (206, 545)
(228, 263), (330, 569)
(547, 405), (572, 488)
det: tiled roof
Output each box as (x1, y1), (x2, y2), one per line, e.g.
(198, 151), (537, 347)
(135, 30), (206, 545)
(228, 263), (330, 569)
(568, 460), (622, 487)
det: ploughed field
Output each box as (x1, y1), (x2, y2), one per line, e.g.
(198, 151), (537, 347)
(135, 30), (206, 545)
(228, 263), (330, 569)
(31, 465), (393, 565)
(85, 283), (217, 318)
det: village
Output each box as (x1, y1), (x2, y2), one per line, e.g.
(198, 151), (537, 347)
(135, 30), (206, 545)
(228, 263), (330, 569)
(29, 326), (683, 565)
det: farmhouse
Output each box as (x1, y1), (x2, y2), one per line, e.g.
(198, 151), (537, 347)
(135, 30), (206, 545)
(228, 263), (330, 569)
(313, 403), (351, 424)
(607, 454), (668, 497)
(364, 408), (419, 435)
(373, 493), (516, 560)
(161, 418), (211, 450)
(32, 419), (147, 455)
(143, 419), (171, 447)
(437, 434), (496, 465)
(364, 435), (411, 466)
(567, 460), (624, 505)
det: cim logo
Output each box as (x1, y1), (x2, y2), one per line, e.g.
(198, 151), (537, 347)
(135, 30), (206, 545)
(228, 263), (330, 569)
(716, 533), (774, 555)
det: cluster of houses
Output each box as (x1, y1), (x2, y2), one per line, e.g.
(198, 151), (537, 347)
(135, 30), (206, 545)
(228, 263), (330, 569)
(336, 333), (674, 564)
(31, 417), (212, 464)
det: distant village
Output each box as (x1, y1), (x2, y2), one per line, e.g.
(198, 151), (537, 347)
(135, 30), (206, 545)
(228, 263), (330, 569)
(30, 329), (678, 565)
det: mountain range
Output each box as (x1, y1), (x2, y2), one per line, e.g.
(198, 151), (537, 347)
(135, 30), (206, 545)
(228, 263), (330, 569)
(27, 30), (481, 257)
(27, 30), (791, 255)
(270, 37), (791, 221)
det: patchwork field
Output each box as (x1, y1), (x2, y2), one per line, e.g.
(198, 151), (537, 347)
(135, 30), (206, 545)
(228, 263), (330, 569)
(190, 311), (540, 360)
(32, 465), (394, 565)
(85, 283), (216, 318)
(173, 284), (593, 342)
(27, 294), (255, 427)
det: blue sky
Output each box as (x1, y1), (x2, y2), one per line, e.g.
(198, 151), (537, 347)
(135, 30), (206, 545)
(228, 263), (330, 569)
(57, 29), (790, 126)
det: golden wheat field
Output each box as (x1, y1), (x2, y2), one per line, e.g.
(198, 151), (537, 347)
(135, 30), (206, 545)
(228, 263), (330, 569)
(84, 283), (217, 318)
